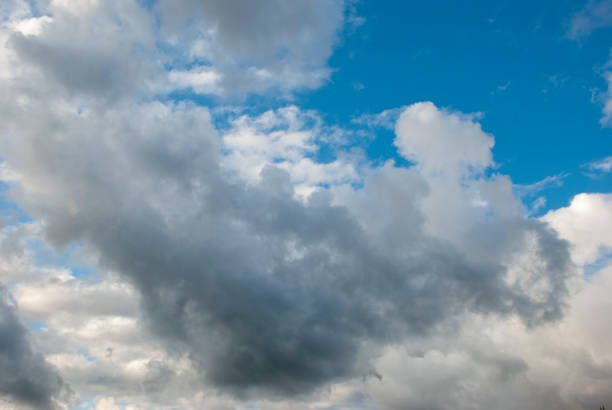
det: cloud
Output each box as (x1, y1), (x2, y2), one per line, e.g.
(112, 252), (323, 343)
(351, 107), (406, 130)
(567, 0), (612, 39)
(220, 105), (361, 196)
(3, 0), (158, 102)
(0, 1), (586, 407)
(155, 0), (349, 96)
(565, 1), (612, 127)
(394, 102), (492, 176)
(340, 194), (612, 409)
(514, 173), (569, 197)
(543, 193), (612, 265)
(0, 0), (352, 101)
(0, 92), (574, 400)
(0, 284), (70, 409)
(585, 155), (612, 173)
(364, 254), (612, 410)
(601, 69), (612, 127)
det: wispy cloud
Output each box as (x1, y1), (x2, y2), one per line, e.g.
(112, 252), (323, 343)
(514, 172), (570, 198)
(566, 0), (612, 40)
(585, 155), (612, 173)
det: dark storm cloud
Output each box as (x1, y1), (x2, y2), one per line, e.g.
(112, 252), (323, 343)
(0, 284), (69, 409)
(0, 95), (573, 397)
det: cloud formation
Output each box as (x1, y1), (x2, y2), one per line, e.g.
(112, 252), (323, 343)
(157, 0), (347, 95)
(567, 0), (612, 39)
(0, 1), (605, 409)
(0, 284), (69, 409)
(0, 89), (574, 400)
(1, 0), (349, 101)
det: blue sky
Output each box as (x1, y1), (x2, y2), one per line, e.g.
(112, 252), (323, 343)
(298, 0), (612, 211)
(150, 0), (612, 216)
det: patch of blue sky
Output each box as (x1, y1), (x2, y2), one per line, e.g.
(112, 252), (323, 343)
(25, 321), (47, 332)
(0, 194), (32, 225)
(337, 128), (410, 170)
(22, 0), (43, 17)
(162, 57), (214, 73)
(27, 239), (97, 278)
(139, 0), (612, 216)
(69, 398), (96, 410)
(156, 89), (219, 112)
(69, 347), (97, 364)
(584, 247), (612, 279)
(0, 195), (20, 215)
(135, 0), (158, 10)
(295, 0), (612, 215)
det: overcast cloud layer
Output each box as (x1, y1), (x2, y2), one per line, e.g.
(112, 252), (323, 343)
(0, 1), (611, 409)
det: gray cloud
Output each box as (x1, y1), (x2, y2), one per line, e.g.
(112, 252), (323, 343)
(0, 95), (574, 398)
(3, 0), (157, 103)
(0, 284), (69, 409)
(4, 0), (348, 101)
(157, 0), (344, 65)
(155, 0), (348, 95)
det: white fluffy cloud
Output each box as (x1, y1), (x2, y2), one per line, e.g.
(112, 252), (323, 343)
(544, 193), (612, 265)
(394, 102), (493, 176)
(220, 105), (361, 196)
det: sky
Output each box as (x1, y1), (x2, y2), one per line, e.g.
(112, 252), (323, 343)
(0, 0), (612, 409)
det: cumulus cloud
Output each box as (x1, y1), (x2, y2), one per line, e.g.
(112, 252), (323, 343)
(156, 0), (347, 95)
(0, 0), (351, 101)
(0, 1), (594, 408)
(394, 102), (492, 176)
(220, 105), (361, 196)
(0, 90), (574, 402)
(0, 284), (70, 409)
(2, 0), (157, 103)
(544, 193), (612, 265)
(360, 193), (612, 410)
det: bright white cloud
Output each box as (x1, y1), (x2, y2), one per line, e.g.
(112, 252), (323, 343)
(544, 193), (612, 265)
(221, 105), (361, 196)
(395, 102), (493, 176)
